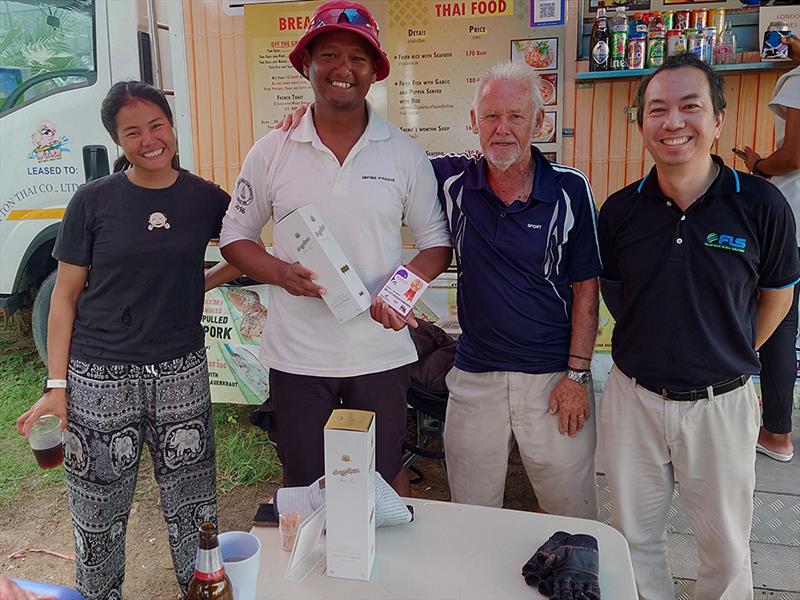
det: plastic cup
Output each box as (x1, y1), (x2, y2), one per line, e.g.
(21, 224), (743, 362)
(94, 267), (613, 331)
(28, 415), (64, 469)
(279, 512), (302, 552)
(219, 531), (261, 600)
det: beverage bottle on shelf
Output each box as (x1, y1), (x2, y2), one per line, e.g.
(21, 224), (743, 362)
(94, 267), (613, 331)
(590, 2), (610, 71)
(186, 523), (234, 600)
(610, 7), (629, 70)
(706, 26), (718, 64)
(715, 21), (737, 64)
(646, 13), (666, 68)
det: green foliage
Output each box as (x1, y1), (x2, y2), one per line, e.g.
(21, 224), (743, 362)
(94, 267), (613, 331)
(213, 405), (282, 493)
(0, 319), (58, 505)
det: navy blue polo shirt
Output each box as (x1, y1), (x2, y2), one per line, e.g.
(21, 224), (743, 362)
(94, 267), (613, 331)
(599, 155), (800, 390)
(431, 147), (602, 374)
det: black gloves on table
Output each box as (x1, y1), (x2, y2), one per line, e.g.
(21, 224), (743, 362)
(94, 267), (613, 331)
(522, 531), (601, 600)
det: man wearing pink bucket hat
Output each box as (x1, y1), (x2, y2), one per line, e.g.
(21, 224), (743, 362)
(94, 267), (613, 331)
(221, 1), (452, 496)
(287, 1), (391, 82)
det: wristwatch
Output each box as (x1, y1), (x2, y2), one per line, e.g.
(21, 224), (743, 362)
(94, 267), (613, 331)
(43, 378), (68, 393)
(566, 369), (591, 386)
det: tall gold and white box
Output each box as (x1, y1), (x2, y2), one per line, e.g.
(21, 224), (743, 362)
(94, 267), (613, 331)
(324, 409), (376, 581)
(274, 204), (371, 323)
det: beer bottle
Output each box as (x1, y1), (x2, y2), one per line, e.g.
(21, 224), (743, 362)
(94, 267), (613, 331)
(589, 2), (610, 71)
(186, 522), (234, 600)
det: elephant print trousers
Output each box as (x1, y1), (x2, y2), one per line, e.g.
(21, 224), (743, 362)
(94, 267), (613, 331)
(64, 348), (217, 600)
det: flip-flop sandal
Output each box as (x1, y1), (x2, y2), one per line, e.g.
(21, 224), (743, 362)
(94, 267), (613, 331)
(756, 443), (794, 462)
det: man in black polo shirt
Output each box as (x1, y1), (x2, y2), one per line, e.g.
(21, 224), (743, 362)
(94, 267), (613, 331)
(598, 54), (799, 599)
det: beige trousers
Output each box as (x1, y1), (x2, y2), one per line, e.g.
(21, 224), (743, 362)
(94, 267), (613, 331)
(599, 366), (760, 600)
(443, 367), (598, 519)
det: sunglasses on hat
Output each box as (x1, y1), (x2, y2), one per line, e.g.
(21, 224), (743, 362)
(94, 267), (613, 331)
(309, 6), (380, 37)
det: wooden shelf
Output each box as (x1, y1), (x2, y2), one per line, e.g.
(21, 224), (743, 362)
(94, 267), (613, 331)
(576, 61), (794, 82)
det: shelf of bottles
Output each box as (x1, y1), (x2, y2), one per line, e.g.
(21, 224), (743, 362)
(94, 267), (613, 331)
(576, 3), (791, 82)
(576, 60), (792, 81)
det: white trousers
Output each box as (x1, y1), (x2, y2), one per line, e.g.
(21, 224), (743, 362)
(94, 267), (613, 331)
(599, 365), (760, 600)
(443, 367), (598, 519)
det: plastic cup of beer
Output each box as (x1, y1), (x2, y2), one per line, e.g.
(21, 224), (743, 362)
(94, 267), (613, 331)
(28, 414), (64, 469)
(219, 531), (261, 600)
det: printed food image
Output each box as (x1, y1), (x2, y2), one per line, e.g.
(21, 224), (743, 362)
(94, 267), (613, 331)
(538, 75), (557, 106)
(512, 39), (558, 71)
(224, 344), (269, 399)
(228, 287), (261, 312)
(532, 112), (556, 143)
(241, 304), (268, 340)
(225, 286), (268, 341)
(525, 41), (553, 69)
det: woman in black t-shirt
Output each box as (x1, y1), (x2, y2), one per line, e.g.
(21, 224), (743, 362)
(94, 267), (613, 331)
(16, 81), (241, 600)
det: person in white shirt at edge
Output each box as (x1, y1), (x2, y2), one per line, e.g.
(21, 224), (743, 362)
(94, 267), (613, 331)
(219, 0), (452, 496)
(737, 34), (800, 463)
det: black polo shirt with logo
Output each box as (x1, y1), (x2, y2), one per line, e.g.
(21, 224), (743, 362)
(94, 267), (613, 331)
(599, 155), (800, 390)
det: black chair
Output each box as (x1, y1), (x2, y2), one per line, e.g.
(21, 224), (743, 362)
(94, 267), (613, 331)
(403, 381), (448, 483)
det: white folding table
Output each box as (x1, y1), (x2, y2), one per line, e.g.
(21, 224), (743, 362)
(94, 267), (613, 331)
(251, 497), (637, 599)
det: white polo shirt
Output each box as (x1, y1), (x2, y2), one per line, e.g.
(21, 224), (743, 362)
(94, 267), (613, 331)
(220, 104), (451, 377)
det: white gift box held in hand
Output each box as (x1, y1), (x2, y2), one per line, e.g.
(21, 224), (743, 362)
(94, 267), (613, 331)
(324, 409), (376, 581)
(274, 204), (371, 323)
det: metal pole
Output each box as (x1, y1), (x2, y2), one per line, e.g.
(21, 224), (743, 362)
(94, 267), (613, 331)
(146, 0), (163, 90)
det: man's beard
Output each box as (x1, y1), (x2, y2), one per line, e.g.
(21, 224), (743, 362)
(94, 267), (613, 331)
(486, 150), (520, 172)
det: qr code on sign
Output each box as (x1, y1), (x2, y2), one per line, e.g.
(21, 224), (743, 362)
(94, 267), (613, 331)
(540, 1), (556, 18)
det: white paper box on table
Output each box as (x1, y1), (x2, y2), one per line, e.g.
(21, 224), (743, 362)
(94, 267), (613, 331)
(324, 409), (376, 581)
(274, 204), (371, 323)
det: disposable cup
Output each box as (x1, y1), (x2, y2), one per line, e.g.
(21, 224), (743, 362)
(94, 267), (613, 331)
(279, 512), (302, 552)
(28, 415), (64, 469)
(219, 530), (261, 600)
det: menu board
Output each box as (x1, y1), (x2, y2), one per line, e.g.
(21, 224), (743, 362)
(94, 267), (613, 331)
(244, 0), (565, 159)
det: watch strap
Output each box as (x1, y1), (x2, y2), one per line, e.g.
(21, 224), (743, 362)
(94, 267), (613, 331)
(566, 369), (591, 385)
(44, 378), (68, 391)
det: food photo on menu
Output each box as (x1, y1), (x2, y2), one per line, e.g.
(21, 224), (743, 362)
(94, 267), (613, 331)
(533, 110), (557, 144)
(511, 37), (558, 70)
(539, 73), (558, 106)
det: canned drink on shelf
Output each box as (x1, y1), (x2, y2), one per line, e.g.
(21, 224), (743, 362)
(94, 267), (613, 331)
(628, 33), (647, 69)
(666, 29), (687, 56)
(611, 29), (628, 70)
(688, 28), (707, 62)
(709, 8), (725, 35)
(675, 10), (690, 32)
(661, 11), (674, 32)
(690, 9), (707, 30)
(647, 31), (665, 67)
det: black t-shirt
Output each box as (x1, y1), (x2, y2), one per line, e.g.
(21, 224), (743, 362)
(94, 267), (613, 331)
(53, 170), (230, 364)
(599, 156), (800, 390)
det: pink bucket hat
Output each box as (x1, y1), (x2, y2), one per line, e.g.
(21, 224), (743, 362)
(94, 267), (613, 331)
(288, 0), (390, 81)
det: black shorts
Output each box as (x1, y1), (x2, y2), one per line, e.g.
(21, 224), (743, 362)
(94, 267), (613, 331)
(268, 365), (411, 487)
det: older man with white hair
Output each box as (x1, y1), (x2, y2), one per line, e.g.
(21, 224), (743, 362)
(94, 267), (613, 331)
(430, 61), (600, 517)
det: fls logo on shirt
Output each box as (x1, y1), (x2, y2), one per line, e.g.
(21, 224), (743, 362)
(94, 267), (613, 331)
(705, 232), (747, 253)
